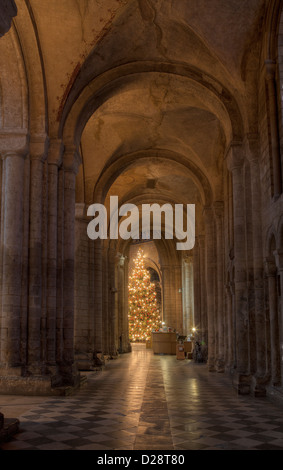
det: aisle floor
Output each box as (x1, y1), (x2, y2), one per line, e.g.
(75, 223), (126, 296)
(1, 344), (283, 450)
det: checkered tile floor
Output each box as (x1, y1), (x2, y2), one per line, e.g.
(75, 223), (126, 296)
(1, 344), (283, 450)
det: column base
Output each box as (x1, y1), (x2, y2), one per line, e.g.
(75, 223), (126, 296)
(266, 384), (283, 405)
(251, 374), (269, 397)
(233, 373), (251, 395)
(0, 412), (19, 443)
(0, 364), (82, 396)
(75, 351), (107, 371)
(207, 359), (216, 372)
(216, 358), (225, 373)
(109, 351), (119, 360)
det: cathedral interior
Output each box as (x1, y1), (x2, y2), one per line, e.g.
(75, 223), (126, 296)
(1, 0), (283, 452)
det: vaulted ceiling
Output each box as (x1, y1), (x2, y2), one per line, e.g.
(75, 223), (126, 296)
(17, 0), (268, 239)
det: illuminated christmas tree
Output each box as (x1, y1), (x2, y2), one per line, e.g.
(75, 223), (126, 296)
(128, 248), (161, 342)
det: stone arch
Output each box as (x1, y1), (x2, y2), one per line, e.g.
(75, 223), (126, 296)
(0, 24), (28, 134)
(261, 0), (283, 198)
(93, 149), (213, 206)
(13, 1), (48, 138)
(60, 62), (244, 152)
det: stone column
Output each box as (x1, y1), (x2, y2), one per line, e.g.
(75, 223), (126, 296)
(182, 258), (189, 334)
(214, 201), (225, 372)
(203, 206), (216, 371)
(184, 256), (194, 335)
(108, 246), (118, 356)
(198, 235), (207, 344)
(264, 258), (281, 386)
(272, 250), (283, 385)
(27, 135), (49, 372)
(62, 148), (80, 370)
(56, 166), (64, 365)
(246, 135), (267, 394)
(161, 265), (171, 326)
(117, 256), (124, 352)
(101, 243), (108, 355)
(265, 61), (282, 199)
(226, 143), (250, 393)
(46, 140), (63, 368)
(0, 148), (27, 368)
(124, 255), (131, 352)
(225, 280), (234, 370)
(94, 239), (103, 353)
(193, 243), (200, 335)
(174, 265), (183, 333)
(118, 254), (129, 353)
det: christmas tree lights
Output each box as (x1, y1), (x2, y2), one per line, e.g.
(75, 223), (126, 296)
(128, 248), (161, 342)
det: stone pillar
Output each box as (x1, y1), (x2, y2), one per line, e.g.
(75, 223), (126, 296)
(57, 146), (81, 386)
(203, 206), (216, 371)
(193, 243), (200, 335)
(0, 148), (27, 368)
(101, 243), (108, 355)
(264, 258), (281, 386)
(74, 203), (96, 370)
(272, 251), (283, 385)
(162, 265), (171, 326)
(124, 255), (131, 352)
(246, 135), (267, 395)
(94, 239), (103, 353)
(62, 148), (80, 368)
(118, 255), (124, 352)
(265, 60), (282, 199)
(225, 280), (234, 370)
(198, 235), (207, 344)
(214, 201), (225, 372)
(117, 254), (130, 353)
(226, 143), (250, 393)
(174, 265), (183, 333)
(108, 246), (118, 357)
(182, 258), (189, 334)
(46, 140), (63, 368)
(56, 165), (64, 365)
(27, 135), (49, 372)
(183, 255), (194, 335)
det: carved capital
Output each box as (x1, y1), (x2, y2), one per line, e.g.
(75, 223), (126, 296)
(0, 130), (29, 159)
(213, 201), (224, 220)
(47, 139), (64, 166)
(244, 133), (260, 165)
(225, 141), (244, 172)
(63, 146), (81, 175)
(29, 134), (49, 162)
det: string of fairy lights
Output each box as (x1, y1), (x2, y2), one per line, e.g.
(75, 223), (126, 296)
(128, 249), (161, 342)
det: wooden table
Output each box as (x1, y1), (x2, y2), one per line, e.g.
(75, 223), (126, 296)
(152, 332), (177, 355)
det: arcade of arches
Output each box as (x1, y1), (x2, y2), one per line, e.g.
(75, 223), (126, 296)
(1, 0), (283, 413)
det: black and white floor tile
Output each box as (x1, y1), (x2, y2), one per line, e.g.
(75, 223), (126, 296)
(1, 344), (283, 451)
